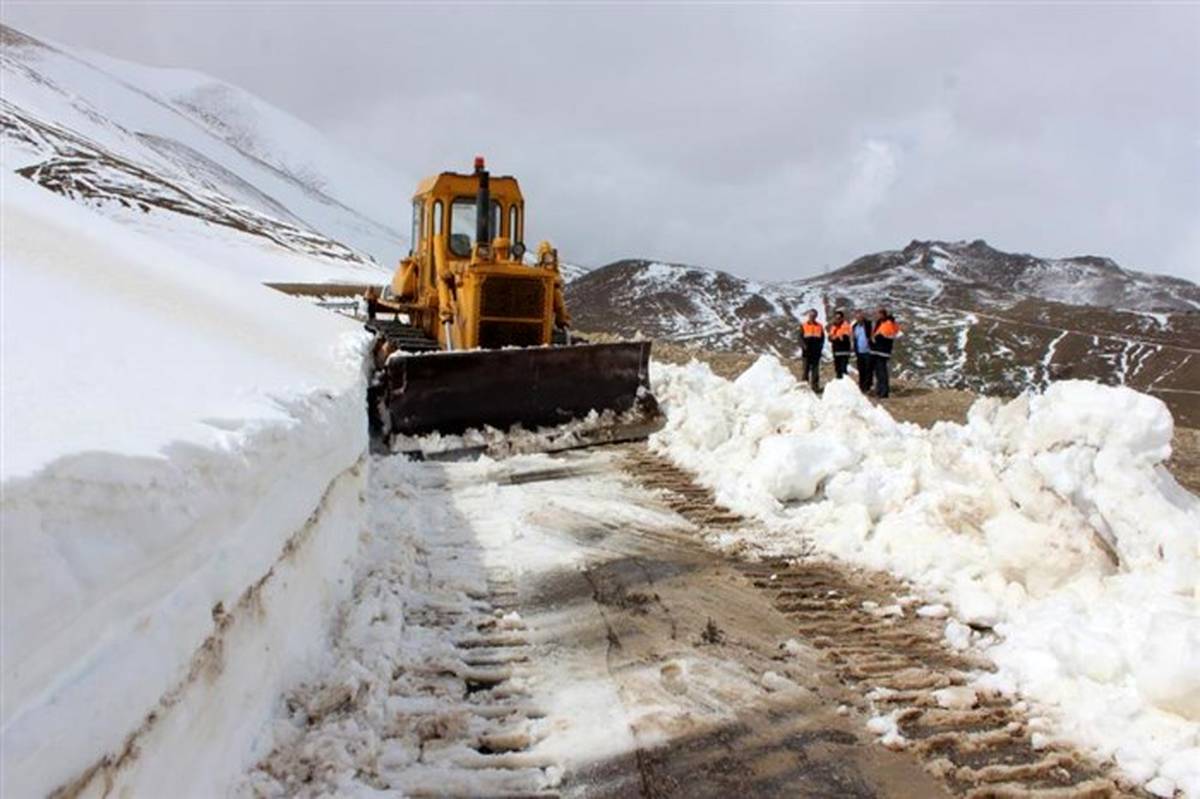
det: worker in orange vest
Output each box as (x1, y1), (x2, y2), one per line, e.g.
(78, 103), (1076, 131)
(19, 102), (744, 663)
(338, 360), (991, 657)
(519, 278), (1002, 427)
(870, 307), (900, 398)
(800, 309), (825, 391)
(826, 310), (853, 380)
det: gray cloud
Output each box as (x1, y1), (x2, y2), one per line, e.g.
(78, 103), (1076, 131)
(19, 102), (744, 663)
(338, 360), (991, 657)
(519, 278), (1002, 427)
(3, 3), (1197, 282)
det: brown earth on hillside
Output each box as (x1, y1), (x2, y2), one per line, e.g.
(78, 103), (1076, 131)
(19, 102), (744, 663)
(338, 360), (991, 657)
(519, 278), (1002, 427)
(1170, 428), (1200, 495)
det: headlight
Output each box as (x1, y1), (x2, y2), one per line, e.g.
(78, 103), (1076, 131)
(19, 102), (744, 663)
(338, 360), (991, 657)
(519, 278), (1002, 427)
(512, 241), (526, 260)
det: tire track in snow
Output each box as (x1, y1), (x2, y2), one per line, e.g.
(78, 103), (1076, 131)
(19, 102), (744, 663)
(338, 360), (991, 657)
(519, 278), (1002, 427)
(239, 464), (559, 798)
(621, 445), (1144, 799)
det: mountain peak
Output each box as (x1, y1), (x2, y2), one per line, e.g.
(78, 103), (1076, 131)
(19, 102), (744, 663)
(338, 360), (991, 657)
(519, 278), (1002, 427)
(903, 238), (997, 257)
(0, 24), (48, 51)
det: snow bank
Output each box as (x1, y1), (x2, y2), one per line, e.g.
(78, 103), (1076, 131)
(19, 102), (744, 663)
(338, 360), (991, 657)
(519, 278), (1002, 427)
(650, 356), (1200, 796)
(1, 174), (371, 795)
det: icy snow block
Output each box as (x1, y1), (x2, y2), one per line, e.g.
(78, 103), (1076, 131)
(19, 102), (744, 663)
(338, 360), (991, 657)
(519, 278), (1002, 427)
(1133, 612), (1200, 719)
(1025, 381), (1173, 464)
(750, 433), (858, 502)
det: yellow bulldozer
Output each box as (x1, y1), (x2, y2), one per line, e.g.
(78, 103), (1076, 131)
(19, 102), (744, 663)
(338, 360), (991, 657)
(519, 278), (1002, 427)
(357, 157), (656, 442)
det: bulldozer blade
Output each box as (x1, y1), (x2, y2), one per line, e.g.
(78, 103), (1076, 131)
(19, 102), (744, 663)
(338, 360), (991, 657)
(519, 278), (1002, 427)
(384, 342), (656, 437)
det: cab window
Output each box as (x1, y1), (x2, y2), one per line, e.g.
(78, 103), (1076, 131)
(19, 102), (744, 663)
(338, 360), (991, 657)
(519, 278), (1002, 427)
(431, 200), (443, 237)
(448, 198), (502, 258)
(449, 199), (475, 257)
(410, 200), (423, 254)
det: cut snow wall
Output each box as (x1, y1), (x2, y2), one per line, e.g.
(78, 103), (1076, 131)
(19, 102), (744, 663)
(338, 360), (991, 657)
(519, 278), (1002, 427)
(1, 165), (375, 796)
(1, 388), (368, 798)
(78, 462), (366, 798)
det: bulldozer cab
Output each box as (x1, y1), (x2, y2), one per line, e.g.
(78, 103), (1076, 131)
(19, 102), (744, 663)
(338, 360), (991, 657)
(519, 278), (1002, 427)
(387, 158), (566, 351)
(408, 170), (524, 265)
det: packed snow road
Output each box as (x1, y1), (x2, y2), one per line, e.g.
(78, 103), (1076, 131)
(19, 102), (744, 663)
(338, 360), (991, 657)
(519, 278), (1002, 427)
(238, 443), (1136, 798)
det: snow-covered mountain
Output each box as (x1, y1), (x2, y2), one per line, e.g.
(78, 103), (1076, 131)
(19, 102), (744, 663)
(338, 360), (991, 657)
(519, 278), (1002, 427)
(0, 24), (606, 288)
(803, 239), (1200, 313)
(568, 258), (823, 354)
(0, 24), (406, 281)
(558, 261), (591, 283)
(568, 242), (1200, 425)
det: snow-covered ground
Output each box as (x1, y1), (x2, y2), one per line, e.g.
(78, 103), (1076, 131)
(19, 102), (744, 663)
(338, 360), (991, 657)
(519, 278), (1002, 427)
(236, 448), (957, 798)
(649, 356), (1200, 797)
(1, 164), (372, 794)
(236, 451), (681, 796)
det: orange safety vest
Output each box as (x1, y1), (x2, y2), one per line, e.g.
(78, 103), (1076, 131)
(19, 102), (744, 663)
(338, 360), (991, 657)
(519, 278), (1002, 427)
(875, 319), (899, 338)
(827, 322), (851, 340)
(801, 321), (824, 338)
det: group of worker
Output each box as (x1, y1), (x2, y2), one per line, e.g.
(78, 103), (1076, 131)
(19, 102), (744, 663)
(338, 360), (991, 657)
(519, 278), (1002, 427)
(799, 308), (900, 397)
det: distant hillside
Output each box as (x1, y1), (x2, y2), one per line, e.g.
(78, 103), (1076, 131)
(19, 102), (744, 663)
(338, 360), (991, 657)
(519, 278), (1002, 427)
(0, 24), (402, 281)
(806, 239), (1200, 313)
(568, 259), (823, 354)
(559, 261), (591, 283)
(567, 242), (1200, 426)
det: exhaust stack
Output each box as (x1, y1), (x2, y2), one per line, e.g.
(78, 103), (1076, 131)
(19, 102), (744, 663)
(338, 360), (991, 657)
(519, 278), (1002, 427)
(474, 155), (489, 247)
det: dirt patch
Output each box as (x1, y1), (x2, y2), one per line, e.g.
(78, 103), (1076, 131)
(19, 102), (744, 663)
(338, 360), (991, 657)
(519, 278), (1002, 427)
(869, 386), (978, 428)
(1167, 427), (1200, 495)
(537, 486), (950, 798)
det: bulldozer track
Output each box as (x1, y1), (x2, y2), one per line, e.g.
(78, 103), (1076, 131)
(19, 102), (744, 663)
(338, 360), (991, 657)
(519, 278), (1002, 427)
(367, 318), (440, 352)
(252, 545), (560, 797)
(399, 566), (560, 798)
(618, 444), (1142, 798)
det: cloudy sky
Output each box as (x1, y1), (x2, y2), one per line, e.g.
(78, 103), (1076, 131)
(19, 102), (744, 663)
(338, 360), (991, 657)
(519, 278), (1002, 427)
(5, 2), (1198, 282)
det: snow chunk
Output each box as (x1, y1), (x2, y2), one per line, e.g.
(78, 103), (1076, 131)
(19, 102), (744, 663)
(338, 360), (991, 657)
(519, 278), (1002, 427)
(1023, 381), (1173, 464)
(932, 686), (979, 710)
(751, 433), (858, 502)
(1146, 777), (1176, 798)
(761, 671), (796, 693)
(866, 711), (907, 748)
(781, 639), (804, 657)
(1133, 613), (1200, 719)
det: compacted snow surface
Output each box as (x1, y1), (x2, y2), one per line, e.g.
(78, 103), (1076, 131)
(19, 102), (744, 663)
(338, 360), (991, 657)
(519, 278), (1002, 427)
(649, 355), (1200, 796)
(237, 451), (684, 797)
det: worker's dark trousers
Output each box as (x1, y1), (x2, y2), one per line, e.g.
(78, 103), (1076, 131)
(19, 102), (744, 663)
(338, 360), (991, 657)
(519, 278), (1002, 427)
(803, 356), (821, 391)
(856, 354), (873, 392)
(873, 355), (890, 398)
(833, 354), (850, 379)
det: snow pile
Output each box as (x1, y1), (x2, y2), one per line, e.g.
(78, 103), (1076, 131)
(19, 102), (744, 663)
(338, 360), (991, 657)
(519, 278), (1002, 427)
(650, 355), (1200, 796)
(1, 173), (372, 796)
(390, 403), (652, 458)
